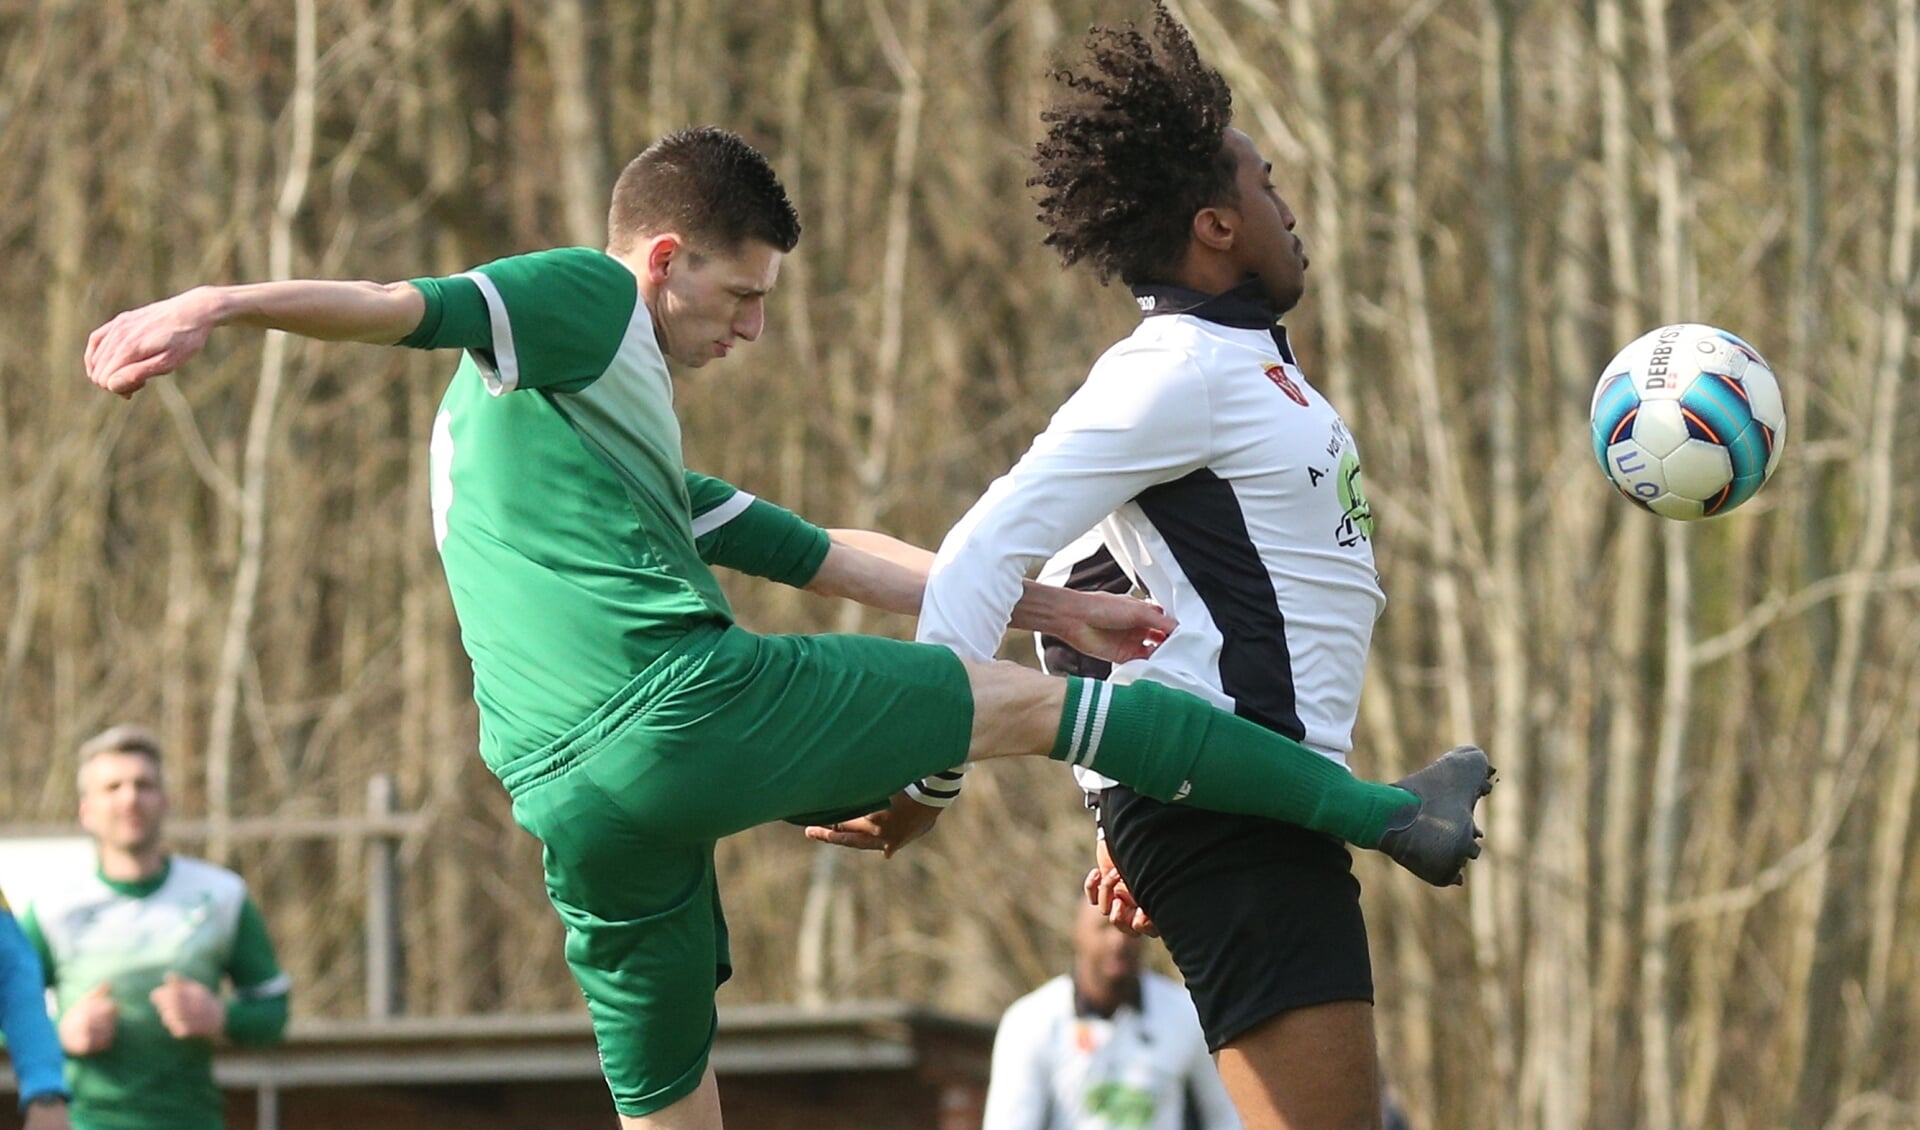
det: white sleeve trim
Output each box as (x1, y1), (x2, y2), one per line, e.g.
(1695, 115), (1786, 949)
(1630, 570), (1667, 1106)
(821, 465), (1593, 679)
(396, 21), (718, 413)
(458, 271), (520, 395)
(905, 765), (969, 808)
(690, 490), (756, 538)
(234, 972), (293, 1001)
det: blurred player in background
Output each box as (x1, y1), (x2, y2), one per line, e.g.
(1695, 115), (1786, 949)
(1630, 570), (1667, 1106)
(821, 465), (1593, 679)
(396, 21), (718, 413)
(22, 726), (288, 1130)
(984, 898), (1238, 1130)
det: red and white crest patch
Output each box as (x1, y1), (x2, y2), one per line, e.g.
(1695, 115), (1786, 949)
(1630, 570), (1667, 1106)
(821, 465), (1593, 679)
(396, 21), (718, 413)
(1264, 363), (1310, 407)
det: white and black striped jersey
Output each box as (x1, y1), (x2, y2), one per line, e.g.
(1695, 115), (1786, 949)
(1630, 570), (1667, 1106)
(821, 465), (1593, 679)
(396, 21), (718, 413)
(914, 280), (1385, 801)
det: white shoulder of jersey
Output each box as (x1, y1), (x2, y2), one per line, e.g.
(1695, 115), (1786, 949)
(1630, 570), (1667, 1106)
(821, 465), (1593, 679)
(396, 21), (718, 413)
(1000, 974), (1076, 1027)
(165, 855), (251, 905)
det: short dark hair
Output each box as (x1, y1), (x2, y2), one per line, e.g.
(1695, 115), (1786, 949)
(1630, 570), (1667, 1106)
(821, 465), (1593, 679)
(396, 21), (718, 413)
(606, 126), (802, 258)
(1029, 3), (1238, 286)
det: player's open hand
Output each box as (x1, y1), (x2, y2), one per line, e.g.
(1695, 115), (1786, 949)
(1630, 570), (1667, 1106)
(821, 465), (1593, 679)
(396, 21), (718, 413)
(85, 289), (221, 398)
(1087, 834), (1157, 937)
(804, 791), (940, 858)
(1055, 591), (1173, 666)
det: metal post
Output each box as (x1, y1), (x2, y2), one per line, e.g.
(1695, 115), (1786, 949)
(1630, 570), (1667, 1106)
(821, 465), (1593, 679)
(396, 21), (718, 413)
(256, 1080), (280, 1130)
(365, 774), (401, 1019)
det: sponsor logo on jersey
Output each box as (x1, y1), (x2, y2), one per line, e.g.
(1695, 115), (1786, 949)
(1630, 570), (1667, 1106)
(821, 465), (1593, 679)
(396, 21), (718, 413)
(1335, 450), (1375, 546)
(1263, 363), (1310, 407)
(1084, 1081), (1158, 1127)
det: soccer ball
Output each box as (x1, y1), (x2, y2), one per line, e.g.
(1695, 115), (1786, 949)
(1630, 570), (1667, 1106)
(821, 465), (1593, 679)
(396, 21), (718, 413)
(1589, 323), (1786, 520)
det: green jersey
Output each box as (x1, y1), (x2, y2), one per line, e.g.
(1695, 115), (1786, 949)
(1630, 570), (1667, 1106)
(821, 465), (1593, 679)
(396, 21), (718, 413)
(404, 248), (830, 771)
(22, 857), (290, 1130)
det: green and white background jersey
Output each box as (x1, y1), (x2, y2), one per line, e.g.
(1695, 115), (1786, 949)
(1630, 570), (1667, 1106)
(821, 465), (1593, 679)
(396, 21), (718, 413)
(405, 248), (829, 773)
(23, 857), (289, 1130)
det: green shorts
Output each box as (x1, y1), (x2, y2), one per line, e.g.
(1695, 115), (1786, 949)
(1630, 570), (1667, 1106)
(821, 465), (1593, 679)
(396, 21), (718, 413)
(500, 624), (974, 1116)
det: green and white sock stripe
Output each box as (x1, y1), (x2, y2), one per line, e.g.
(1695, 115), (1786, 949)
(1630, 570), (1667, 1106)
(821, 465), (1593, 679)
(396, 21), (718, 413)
(1059, 677), (1116, 769)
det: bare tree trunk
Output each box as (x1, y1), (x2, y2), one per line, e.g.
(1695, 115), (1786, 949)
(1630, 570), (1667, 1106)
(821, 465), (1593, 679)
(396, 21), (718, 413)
(1471, 3), (1528, 1119)
(1282, 0), (1353, 401)
(204, 0), (317, 863)
(544, 0), (605, 248)
(646, 0), (682, 139)
(1388, 46), (1487, 1124)
(1784, 0), (1826, 402)
(408, 2), (484, 1016)
(1522, 11), (1601, 1128)
(1633, 0), (1701, 1124)
(1591, 2), (1652, 1121)
(36, 19), (96, 774)
(1792, 0), (1915, 1117)
(770, 1), (819, 624)
(798, 0), (927, 1006)
(1862, 664), (1920, 1036)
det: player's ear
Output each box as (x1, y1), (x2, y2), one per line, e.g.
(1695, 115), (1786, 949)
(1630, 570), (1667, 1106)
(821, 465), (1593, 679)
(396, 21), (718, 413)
(1190, 205), (1235, 253)
(642, 235), (683, 286)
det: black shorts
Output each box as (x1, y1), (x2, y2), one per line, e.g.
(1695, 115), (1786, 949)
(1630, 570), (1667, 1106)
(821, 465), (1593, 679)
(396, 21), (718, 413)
(1100, 784), (1374, 1051)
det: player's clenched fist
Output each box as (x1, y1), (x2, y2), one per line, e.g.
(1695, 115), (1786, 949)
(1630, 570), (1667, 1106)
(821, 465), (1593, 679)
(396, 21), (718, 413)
(58, 982), (118, 1056)
(150, 972), (227, 1040)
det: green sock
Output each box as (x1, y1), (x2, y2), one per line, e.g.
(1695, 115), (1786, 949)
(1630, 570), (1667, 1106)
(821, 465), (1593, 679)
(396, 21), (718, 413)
(1050, 677), (1417, 847)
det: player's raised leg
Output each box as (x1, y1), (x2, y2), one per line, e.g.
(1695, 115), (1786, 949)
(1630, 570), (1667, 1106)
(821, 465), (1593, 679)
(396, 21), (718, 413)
(962, 660), (1491, 885)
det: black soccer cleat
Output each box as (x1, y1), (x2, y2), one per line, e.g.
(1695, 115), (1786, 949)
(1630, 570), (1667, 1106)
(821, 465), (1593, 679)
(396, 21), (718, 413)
(1376, 745), (1495, 887)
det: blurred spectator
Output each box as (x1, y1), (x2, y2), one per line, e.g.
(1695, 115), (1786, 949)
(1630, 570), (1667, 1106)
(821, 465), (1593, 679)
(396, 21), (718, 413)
(982, 900), (1239, 1130)
(20, 725), (290, 1130)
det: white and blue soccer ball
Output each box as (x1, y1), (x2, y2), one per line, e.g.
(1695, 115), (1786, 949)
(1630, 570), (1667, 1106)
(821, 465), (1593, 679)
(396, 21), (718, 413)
(1589, 323), (1787, 520)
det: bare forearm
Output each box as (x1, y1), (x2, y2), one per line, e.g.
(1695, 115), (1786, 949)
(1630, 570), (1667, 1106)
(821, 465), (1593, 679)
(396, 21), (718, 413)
(811, 528), (1127, 640)
(1006, 579), (1102, 636)
(199, 279), (425, 343)
(824, 529), (933, 574)
(805, 532), (928, 614)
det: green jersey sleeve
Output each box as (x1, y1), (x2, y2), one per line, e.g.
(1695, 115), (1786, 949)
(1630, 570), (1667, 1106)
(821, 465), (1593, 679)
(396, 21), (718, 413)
(401, 247), (641, 395)
(222, 897), (290, 1047)
(687, 471), (831, 586)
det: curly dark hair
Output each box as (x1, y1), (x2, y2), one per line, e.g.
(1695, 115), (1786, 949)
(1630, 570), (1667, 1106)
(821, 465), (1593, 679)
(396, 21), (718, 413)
(1029, 3), (1237, 286)
(606, 126), (802, 257)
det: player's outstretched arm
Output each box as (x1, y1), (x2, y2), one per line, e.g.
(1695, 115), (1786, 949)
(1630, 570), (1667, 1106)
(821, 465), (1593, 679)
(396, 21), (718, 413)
(805, 529), (934, 614)
(86, 280), (425, 398)
(809, 529), (1171, 664)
